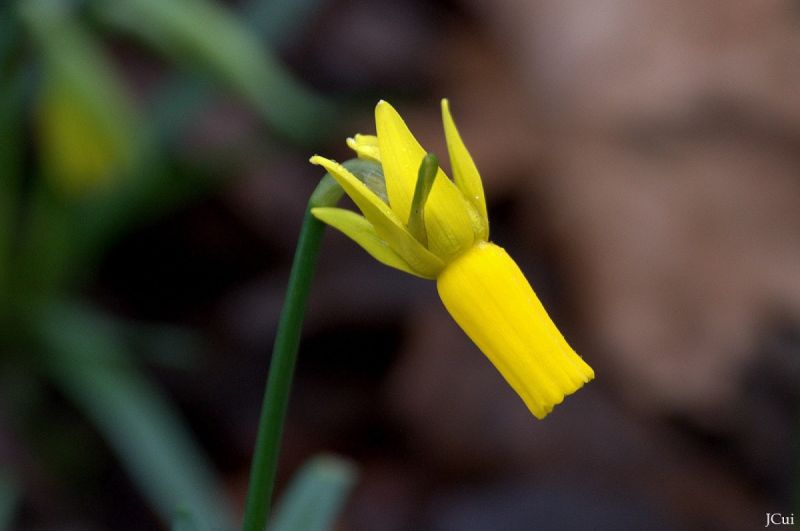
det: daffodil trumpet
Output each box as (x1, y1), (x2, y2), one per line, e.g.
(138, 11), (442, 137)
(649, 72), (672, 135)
(310, 100), (594, 419)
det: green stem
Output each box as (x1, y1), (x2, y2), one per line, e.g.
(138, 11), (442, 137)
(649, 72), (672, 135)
(241, 174), (344, 531)
(242, 159), (380, 530)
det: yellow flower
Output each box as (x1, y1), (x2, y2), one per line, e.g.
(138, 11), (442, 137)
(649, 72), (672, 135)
(309, 100), (593, 418)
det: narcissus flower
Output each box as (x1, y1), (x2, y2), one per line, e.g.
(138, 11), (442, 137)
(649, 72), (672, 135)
(310, 100), (593, 418)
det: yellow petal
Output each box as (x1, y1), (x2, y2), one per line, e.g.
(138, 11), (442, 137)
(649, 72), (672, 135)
(346, 134), (380, 162)
(441, 99), (489, 240)
(375, 101), (476, 260)
(436, 242), (594, 419)
(311, 207), (426, 278)
(310, 155), (444, 278)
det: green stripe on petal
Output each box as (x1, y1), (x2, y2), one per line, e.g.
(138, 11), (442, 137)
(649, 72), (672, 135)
(406, 153), (439, 247)
(309, 156), (444, 278)
(311, 207), (428, 278)
(441, 99), (489, 240)
(375, 101), (475, 261)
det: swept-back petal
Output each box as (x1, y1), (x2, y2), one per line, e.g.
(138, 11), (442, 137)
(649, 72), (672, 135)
(346, 134), (380, 162)
(441, 99), (488, 240)
(375, 101), (476, 260)
(311, 207), (425, 277)
(310, 155), (444, 278)
(436, 242), (594, 419)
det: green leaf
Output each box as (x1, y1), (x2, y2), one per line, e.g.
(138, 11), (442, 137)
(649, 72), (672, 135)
(0, 472), (20, 531)
(172, 507), (200, 531)
(148, 0), (327, 146)
(96, 0), (338, 143)
(0, 63), (27, 313)
(244, 0), (324, 49)
(122, 321), (205, 370)
(36, 302), (236, 531)
(268, 455), (358, 531)
(0, 4), (21, 70)
(149, 75), (215, 145)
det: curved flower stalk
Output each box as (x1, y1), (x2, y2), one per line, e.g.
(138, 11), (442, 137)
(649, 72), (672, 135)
(310, 100), (594, 418)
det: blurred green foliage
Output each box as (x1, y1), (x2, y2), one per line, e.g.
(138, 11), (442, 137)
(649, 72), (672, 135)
(24, 0), (142, 197)
(37, 302), (235, 530)
(268, 455), (358, 531)
(0, 0), (353, 528)
(96, 0), (338, 143)
(0, 473), (20, 530)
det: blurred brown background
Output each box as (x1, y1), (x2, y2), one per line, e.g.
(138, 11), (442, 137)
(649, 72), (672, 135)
(3, 0), (800, 529)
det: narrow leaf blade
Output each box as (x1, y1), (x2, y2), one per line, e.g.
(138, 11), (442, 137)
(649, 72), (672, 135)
(268, 455), (358, 531)
(37, 302), (236, 531)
